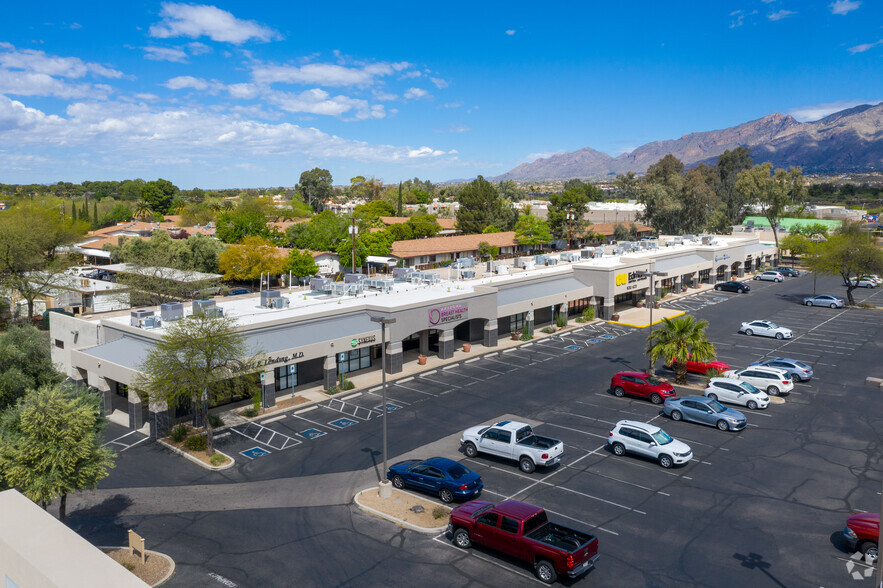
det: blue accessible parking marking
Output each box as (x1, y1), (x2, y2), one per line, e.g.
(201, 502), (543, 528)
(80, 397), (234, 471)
(714, 297), (727, 301)
(565, 345), (582, 351)
(241, 447), (271, 459)
(588, 338), (603, 344)
(329, 417), (358, 429)
(598, 334), (616, 340)
(373, 403), (401, 412)
(300, 428), (326, 440)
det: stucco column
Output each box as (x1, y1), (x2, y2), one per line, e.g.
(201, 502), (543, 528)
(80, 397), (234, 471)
(673, 277), (682, 294)
(601, 301), (615, 320)
(127, 387), (143, 430)
(483, 319), (498, 347)
(88, 372), (111, 415)
(419, 330), (429, 355)
(737, 265), (745, 277)
(386, 340), (403, 374)
(324, 354), (338, 390)
(261, 370), (276, 409)
(149, 398), (170, 439)
(439, 329), (455, 359)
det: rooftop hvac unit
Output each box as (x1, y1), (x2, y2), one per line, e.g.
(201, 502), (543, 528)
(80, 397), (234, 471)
(452, 257), (474, 268)
(581, 248), (593, 259)
(392, 267), (413, 281)
(546, 257), (558, 266)
(682, 234), (696, 242)
(192, 299), (217, 315)
(461, 269), (475, 279)
(141, 315), (162, 329)
(130, 309), (154, 328)
(365, 278), (395, 292)
(160, 302), (184, 321)
(260, 290), (281, 307)
(535, 254), (548, 265)
(495, 264), (510, 275)
(701, 235), (712, 245)
(593, 249), (604, 258)
(344, 273), (366, 283)
(310, 277), (332, 292)
(522, 260), (536, 270)
(269, 297), (290, 309)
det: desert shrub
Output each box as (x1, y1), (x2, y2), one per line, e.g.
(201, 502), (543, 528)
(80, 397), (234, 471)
(242, 407), (258, 418)
(704, 368), (724, 385)
(169, 424), (188, 443)
(185, 434), (207, 452)
(210, 453), (226, 466)
(208, 414), (224, 428)
(541, 326), (556, 334)
(432, 506), (448, 520)
(582, 307), (595, 321)
(555, 314), (567, 328)
(520, 331), (533, 341)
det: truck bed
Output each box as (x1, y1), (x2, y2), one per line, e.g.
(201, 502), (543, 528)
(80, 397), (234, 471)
(517, 435), (560, 450)
(526, 522), (596, 552)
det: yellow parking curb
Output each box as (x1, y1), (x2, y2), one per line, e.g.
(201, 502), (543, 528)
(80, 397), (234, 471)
(607, 311), (685, 328)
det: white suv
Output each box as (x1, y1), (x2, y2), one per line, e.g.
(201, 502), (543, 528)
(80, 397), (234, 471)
(754, 271), (784, 282)
(607, 420), (692, 469)
(723, 367), (794, 396)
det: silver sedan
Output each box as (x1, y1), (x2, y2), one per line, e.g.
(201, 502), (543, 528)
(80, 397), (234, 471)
(803, 295), (844, 308)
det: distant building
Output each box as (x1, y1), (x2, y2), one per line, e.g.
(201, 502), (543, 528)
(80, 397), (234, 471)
(390, 232), (518, 268)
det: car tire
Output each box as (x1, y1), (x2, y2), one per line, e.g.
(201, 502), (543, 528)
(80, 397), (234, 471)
(806, 301), (813, 307)
(613, 386), (625, 398)
(861, 541), (879, 563)
(767, 386), (779, 396)
(439, 488), (454, 504)
(830, 303), (836, 309)
(716, 420), (729, 431)
(747, 400), (758, 410)
(776, 332), (784, 340)
(650, 393), (663, 405)
(738, 288), (745, 293)
(707, 393), (718, 401)
(745, 328), (753, 336)
(453, 528), (472, 549)
(671, 410), (683, 421)
(715, 286), (721, 291)
(392, 475), (405, 490)
(776, 278), (782, 282)
(612, 442), (626, 456)
(463, 442), (477, 458)
(519, 456), (536, 474)
(659, 455), (673, 468)
(535, 560), (557, 584)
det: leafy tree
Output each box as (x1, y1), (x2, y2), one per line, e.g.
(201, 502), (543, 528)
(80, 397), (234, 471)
(705, 206), (732, 234)
(397, 182), (403, 216)
(456, 176), (517, 234)
(215, 198), (274, 244)
(406, 214), (441, 238)
(679, 165), (719, 234)
(482, 225), (502, 234)
(361, 230), (395, 256)
(548, 186), (592, 246)
(286, 210), (348, 251)
(0, 325), (64, 411)
(805, 223), (883, 305)
(497, 180), (528, 201)
(612, 223), (631, 242)
(615, 171), (640, 199)
(176, 233), (227, 274)
(298, 168), (334, 211)
(646, 315), (715, 385)
(284, 250), (319, 282)
(335, 237), (367, 273)
(140, 179), (178, 215)
(514, 214), (552, 248)
(218, 236), (285, 285)
(138, 314), (262, 456)
(133, 201), (153, 220)
(386, 223), (413, 241)
(0, 383), (115, 520)
(478, 241), (499, 260)
(354, 200), (396, 220)
(716, 147), (754, 224)
(637, 155), (687, 235)
(736, 163), (806, 254)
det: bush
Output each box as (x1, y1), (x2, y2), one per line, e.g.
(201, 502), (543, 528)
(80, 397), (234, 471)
(241, 407), (259, 418)
(582, 307), (595, 321)
(432, 506), (448, 520)
(555, 314), (567, 328)
(520, 331), (533, 341)
(541, 326), (556, 334)
(208, 414), (224, 428)
(660, 287), (671, 299)
(210, 453), (227, 466)
(185, 434), (208, 452)
(325, 385), (340, 395)
(169, 424), (188, 443)
(338, 373), (355, 391)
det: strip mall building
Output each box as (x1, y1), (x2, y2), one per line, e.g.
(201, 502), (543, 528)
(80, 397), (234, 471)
(50, 234), (777, 437)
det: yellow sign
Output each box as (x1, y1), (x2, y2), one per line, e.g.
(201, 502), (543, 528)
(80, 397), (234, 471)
(615, 273), (627, 286)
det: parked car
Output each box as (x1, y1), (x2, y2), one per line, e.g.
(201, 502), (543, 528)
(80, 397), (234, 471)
(843, 512), (879, 562)
(609, 372), (676, 404)
(704, 378), (770, 410)
(845, 277), (878, 288)
(226, 287), (253, 296)
(802, 294), (844, 308)
(749, 358), (814, 381)
(738, 320), (792, 339)
(754, 271), (784, 282)
(723, 366), (794, 396)
(460, 420), (564, 473)
(869, 275), (883, 286)
(607, 420), (692, 468)
(663, 396), (746, 431)
(448, 500), (600, 584)
(387, 457), (483, 503)
(714, 281), (750, 293)
(667, 355), (730, 375)
(773, 266), (800, 277)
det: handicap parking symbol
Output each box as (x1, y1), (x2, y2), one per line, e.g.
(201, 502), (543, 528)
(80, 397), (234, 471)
(373, 403), (401, 412)
(241, 447), (271, 459)
(329, 417), (358, 429)
(714, 297), (727, 302)
(300, 428), (326, 440)
(598, 334), (615, 340)
(588, 338), (603, 344)
(565, 345), (582, 351)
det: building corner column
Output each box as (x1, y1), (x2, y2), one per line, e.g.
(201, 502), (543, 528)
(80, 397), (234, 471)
(483, 319), (498, 348)
(386, 340), (403, 374)
(439, 329), (454, 359)
(324, 354), (338, 390)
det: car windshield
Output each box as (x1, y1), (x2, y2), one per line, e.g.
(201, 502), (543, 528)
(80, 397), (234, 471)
(739, 382), (760, 394)
(651, 430), (673, 445)
(646, 376), (663, 386)
(767, 322), (779, 329)
(447, 463), (470, 480)
(708, 400), (727, 413)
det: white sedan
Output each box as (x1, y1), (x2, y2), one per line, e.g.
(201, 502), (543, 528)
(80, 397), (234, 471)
(739, 320), (793, 339)
(845, 277), (877, 288)
(704, 378), (770, 410)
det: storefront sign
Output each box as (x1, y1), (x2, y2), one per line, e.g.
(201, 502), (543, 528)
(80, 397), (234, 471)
(615, 271), (647, 292)
(265, 352), (304, 366)
(429, 303), (468, 325)
(714, 254), (730, 263)
(351, 335), (376, 348)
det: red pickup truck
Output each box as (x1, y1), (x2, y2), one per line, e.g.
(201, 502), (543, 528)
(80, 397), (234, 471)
(448, 500), (599, 584)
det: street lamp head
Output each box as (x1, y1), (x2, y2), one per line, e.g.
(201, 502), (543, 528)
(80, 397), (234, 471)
(369, 316), (396, 325)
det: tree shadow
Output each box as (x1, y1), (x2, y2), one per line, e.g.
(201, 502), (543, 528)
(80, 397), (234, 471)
(66, 494), (135, 546)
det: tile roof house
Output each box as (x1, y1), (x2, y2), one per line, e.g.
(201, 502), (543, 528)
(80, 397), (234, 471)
(379, 216), (457, 230)
(390, 232), (518, 267)
(587, 222), (655, 243)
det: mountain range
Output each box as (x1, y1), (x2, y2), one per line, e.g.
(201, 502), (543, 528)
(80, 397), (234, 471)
(494, 103), (883, 181)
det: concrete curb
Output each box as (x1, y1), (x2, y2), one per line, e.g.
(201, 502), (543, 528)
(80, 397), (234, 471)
(353, 487), (449, 535)
(99, 547), (176, 587)
(156, 439), (236, 471)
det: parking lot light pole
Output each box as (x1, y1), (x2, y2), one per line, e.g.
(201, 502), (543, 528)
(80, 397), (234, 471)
(370, 315), (396, 498)
(637, 270), (667, 374)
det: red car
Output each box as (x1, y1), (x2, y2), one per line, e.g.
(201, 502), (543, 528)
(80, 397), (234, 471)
(610, 372), (676, 404)
(844, 512), (879, 561)
(667, 356), (730, 375)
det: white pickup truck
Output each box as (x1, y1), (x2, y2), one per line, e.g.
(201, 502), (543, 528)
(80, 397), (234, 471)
(460, 420), (565, 473)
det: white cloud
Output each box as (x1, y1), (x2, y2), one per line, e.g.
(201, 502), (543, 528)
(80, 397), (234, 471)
(149, 3), (281, 44)
(0, 45), (123, 79)
(227, 83), (258, 99)
(505, 30), (516, 35)
(266, 88), (385, 120)
(441, 101), (463, 109)
(430, 77), (448, 89)
(848, 39), (883, 54)
(0, 70), (113, 100)
(163, 75), (214, 91)
(143, 46), (189, 63)
(251, 61), (405, 87)
(408, 146), (447, 158)
(187, 42), (212, 55)
(373, 90), (398, 101)
(730, 10), (745, 28)
(830, 0), (860, 14)
(768, 9), (797, 21)
(434, 124), (470, 133)
(788, 98), (882, 121)
(404, 87), (429, 100)
(398, 70), (422, 79)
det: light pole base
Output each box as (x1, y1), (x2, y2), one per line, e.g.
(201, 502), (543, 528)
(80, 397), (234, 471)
(378, 480), (392, 498)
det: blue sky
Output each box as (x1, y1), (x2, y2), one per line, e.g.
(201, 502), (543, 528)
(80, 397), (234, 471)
(0, 1), (880, 188)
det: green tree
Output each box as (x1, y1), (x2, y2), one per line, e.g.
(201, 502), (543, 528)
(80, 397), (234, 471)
(286, 210), (348, 251)
(456, 176), (516, 234)
(298, 168), (334, 211)
(612, 223), (631, 242)
(646, 315), (716, 385)
(140, 179), (178, 215)
(637, 155), (687, 235)
(805, 223), (883, 305)
(138, 314), (262, 456)
(0, 383), (115, 520)
(736, 163), (806, 254)
(478, 241), (499, 260)
(406, 214), (442, 238)
(354, 200), (396, 220)
(397, 182), (403, 216)
(548, 187), (592, 246)
(215, 198), (274, 244)
(133, 201), (153, 220)
(218, 236), (285, 285)
(514, 214), (552, 248)
(336, 236), (368, 271)
(0, 325), (64, 411)
(284, 250), (319, 283)
(716, 147), (754, 224)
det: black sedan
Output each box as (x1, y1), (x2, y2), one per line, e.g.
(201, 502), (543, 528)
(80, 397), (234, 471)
(714, 281), (750, 293)
(387, 457), (483, 503)
(773, 266), (800, 277)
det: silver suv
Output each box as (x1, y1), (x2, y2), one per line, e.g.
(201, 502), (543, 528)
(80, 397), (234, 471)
(607, 420), (693, 468)
(754, 271), (784, 282)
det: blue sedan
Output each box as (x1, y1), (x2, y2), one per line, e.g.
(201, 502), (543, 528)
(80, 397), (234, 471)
(803, 294), (844, 308)
(387, 457), (483, 503)
(749, 358), (814, 381)
(663, 396), (747, 431)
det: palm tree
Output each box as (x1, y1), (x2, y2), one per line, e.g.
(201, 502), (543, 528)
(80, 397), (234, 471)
(174, 201), (186, 215)
(133, 201), (152, 221)
(646, 315), (715, 385)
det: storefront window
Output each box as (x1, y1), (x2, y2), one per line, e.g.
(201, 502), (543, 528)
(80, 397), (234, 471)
(510, 312), (527, 332)
(275, 364), (297, 391)
(338, 347), (372, 374)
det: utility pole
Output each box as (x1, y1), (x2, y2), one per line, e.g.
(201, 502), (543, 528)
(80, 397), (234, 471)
(567, 212), (574, 250)
(350, 216), (358, 274)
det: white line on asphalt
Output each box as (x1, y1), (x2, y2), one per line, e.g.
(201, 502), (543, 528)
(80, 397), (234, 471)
(503, 348), (517, 353)
(260, 415), (287, 425)
(420, 374), (462, 389)
(339, 392), (362, 401)
(465, 358), (480, 364)
(431, 537), (543, 583)
(288, 413), (335, 430)
(214, 432), (230, 440)
(363, 388), (411, 405)
(564, 463), (670, 495)
(399, 377), (414, 383)
(394, 381), (439, 396)
(541, 422), (609, 440)
(442, 365), (459, 370)
(560, 411), (617, 427)
(294, 406), (318, 414)
(522, 342), (533, 347)
(422, 370), (438, 376)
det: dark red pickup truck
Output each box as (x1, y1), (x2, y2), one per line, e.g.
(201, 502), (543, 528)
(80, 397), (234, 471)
(448, 499), (599, 584)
